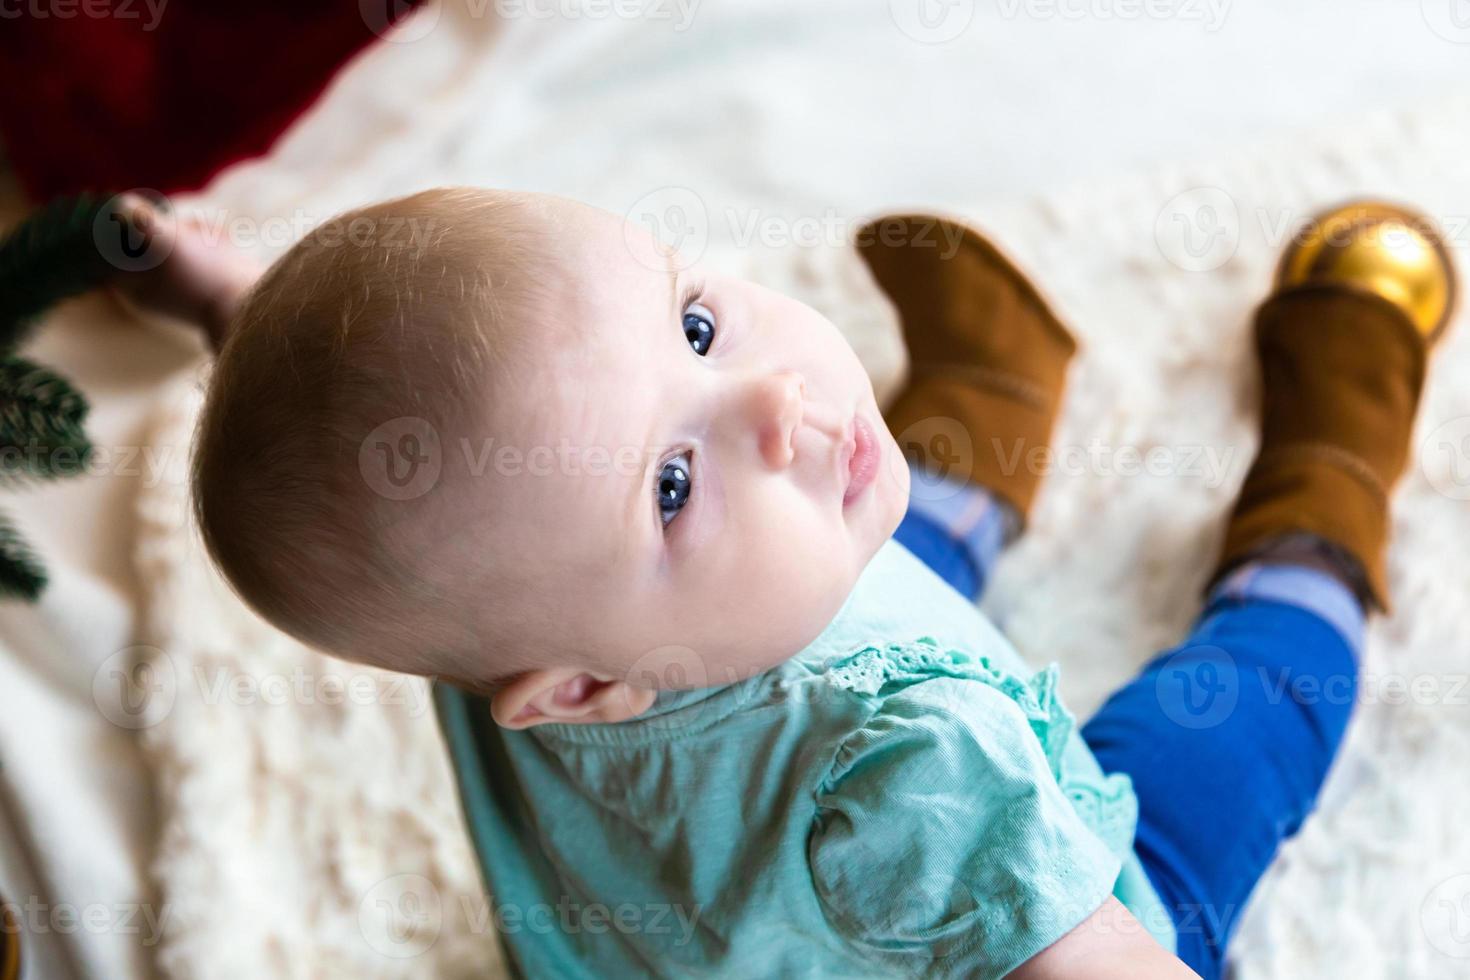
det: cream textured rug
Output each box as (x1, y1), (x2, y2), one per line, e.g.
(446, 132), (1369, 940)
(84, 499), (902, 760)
(128, 6), (1470, 978)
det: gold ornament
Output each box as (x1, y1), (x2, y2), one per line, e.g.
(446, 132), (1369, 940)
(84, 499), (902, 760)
(1276, 200), (1456, 341)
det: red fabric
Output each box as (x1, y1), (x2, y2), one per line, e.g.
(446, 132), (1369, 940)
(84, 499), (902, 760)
(0, 1), (422, 201)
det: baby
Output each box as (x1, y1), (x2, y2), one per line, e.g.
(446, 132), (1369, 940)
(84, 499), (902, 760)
(133, 188), (1451, 977)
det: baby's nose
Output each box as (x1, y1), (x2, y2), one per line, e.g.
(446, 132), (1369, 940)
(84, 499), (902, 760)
(746, 371), (805, 469)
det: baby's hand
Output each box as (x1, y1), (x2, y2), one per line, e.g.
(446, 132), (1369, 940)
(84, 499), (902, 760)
(107, 194), (262, 352)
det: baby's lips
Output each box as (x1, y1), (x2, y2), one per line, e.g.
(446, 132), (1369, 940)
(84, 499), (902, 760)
(843, 414), (881, 505)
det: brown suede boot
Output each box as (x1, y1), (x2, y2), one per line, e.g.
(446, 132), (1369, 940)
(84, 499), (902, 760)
(855, 214), (1077, 522)
(1213, 201), (1457, 611)
(1, 897), (17, 980)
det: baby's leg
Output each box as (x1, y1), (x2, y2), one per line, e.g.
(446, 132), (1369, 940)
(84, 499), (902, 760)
(1082, 561), (1362, 978)
(857, 214), (1076, 599)
(892, 478), (1014, 598)
(1081, 201), (1453, 979)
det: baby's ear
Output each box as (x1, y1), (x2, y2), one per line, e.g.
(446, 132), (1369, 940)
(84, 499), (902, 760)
(489, 668), (656, 729)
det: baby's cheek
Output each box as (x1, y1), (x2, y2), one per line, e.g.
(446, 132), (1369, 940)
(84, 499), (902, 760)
(754, 537), (854, 643)
(698, 487), (857, 664)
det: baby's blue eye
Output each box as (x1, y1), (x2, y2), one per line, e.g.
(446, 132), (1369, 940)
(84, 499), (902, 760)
(657, 453), (693, 526)
(683, 302), (715, 355)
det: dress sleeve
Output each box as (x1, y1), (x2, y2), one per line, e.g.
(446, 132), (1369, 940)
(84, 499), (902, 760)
(807, 676), (1121, 977)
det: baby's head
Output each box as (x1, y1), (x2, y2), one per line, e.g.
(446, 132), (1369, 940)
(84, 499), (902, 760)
(193, 188), (909, 728)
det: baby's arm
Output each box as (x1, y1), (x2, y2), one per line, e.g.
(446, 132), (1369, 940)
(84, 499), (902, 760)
(1011, 897), (1201, 979)
(109, 194), (262, 352)
(809, 674), (1201, 977)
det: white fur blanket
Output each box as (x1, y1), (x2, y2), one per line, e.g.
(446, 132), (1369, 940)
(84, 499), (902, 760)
(129, 5), (1470, 977)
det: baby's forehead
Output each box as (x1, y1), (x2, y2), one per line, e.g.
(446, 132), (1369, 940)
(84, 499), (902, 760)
(473, 334), (658, 510)
(449, 388), (649, 587)
(538, 229), (674, 317)
(430, 190), (681, 522)
(487, 339), (656, 465)
(499, 243), (677, 381)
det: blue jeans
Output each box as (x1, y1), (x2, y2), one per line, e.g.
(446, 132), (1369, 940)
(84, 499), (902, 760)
(894, 493), (1363, 980)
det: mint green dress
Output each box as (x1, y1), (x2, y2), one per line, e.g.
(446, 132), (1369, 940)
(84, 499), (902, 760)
(435, 540), (1175, 978)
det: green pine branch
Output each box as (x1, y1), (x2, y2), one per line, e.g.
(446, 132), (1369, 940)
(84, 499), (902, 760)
(0, 355), (92, 484)
(0, 509), (45, 601)
(0, 192), (117, 353)
(0, 193), (127, 600)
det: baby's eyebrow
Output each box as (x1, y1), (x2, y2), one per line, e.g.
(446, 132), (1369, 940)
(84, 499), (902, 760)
(622, 255), (672, 546)
(620, 251), (688, 553)
(627, 442), (657, 551)
(666, 257), (681, 323)
(609, 258), (684, 555)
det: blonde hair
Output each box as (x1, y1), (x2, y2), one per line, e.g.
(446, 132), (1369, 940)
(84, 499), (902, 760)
(192, 188), (548, 678)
